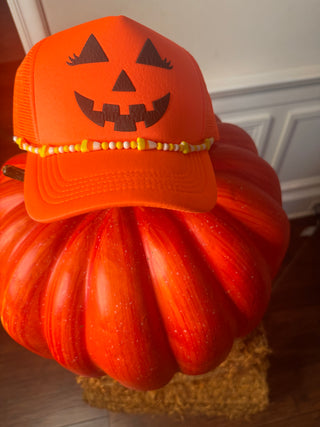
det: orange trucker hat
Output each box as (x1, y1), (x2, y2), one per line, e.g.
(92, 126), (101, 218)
(13, 16), (219, 222)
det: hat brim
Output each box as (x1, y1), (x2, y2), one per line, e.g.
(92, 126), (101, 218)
(24, 149), (217, 222)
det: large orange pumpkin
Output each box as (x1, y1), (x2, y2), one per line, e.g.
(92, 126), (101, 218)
(0, 121), (289, 390)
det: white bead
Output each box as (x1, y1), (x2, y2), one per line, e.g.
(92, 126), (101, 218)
(22, 143), (27, 150)
(28, 145), (33, 152)
(163, 143), (169, 151)
(190, 145), (195, 152)
(93, 141), (101, 150)
(13, 136), (17, 142)
(109, 141), (116, 150)
(48, 147), (54, 154)
(69, 145), (75, 152)
(34, 147), (39, 154)
(174, 144), (180, 151)
(59, 146), (64, 153)
(147, 140), (157, 149)
(123, 141), (130, 149)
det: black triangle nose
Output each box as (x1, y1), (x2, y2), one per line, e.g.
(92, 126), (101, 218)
(112, 70), (136, 92)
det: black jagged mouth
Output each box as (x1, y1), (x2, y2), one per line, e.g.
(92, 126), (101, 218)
(74, 91), (170, 132)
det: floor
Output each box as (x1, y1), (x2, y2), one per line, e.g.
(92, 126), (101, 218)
(1, 3), (320, 426)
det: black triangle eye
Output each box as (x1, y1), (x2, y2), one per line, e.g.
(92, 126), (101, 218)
(67, 34), (109, 66)
(136, 38), (173, 69)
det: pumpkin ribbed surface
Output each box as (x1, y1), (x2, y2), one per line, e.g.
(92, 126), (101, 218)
(0, 123), (289, 390)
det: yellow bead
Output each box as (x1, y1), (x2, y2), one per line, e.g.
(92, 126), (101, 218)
(157, 142), (163, 151)
(39, 145), (47, 158)
(169, 143), (174, 151)
(137, 137), (146, 151)
(180, 141), (189, 154)
(116, 141), (123, 150)
(204, 138), (211, 151)
(81, 139), (89, 152)
(75, 144), (81, 151)
(64, 145), (69, 152)
(54, 147), (60, 154)
(101, 142), (108, 150)
(16, 137), (23, 149)
(131, 140), (137, 149)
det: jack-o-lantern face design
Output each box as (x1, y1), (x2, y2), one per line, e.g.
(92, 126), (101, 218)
(67, 35), (172, 132)
(14, 16), (217, 151)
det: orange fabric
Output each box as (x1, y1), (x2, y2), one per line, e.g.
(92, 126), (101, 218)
(13, 16), (219, 222)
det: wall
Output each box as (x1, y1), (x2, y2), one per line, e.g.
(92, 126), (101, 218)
(6, 0), (320, 217)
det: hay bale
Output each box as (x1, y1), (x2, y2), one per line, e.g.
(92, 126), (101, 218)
(77, 324), (270, 419)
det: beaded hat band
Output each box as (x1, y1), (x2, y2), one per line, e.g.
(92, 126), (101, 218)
(14, 136), (214, 158)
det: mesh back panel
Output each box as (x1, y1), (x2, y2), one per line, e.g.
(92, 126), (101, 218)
(13, 40), (44, 145)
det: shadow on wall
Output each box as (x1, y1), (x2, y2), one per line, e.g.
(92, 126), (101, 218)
(0, 2), (25, 165)
(0, 1), (24, 63)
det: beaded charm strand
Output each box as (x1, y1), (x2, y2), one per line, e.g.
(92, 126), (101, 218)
(13, 136), (214, 158)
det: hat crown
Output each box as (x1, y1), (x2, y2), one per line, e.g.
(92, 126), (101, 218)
(14, 16), (218, 147)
